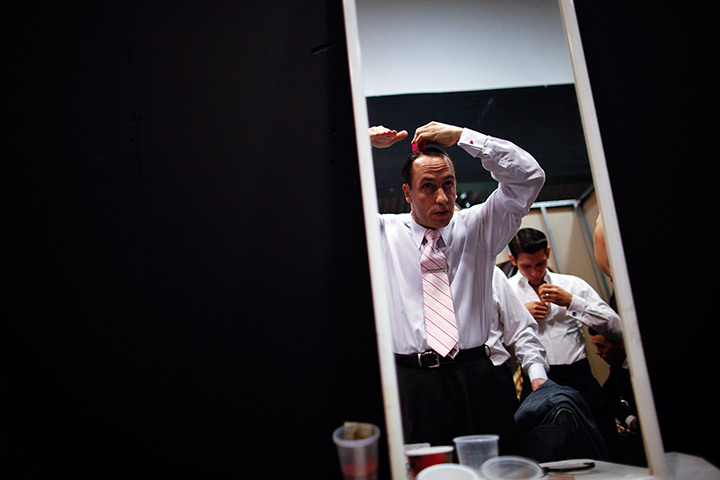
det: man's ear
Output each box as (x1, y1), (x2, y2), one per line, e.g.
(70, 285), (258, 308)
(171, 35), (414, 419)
(402, 183), (412, 204)
(508, 254), (517, 266)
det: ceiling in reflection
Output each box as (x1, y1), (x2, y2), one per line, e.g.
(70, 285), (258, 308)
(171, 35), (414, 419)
(356, 0), (574, 96)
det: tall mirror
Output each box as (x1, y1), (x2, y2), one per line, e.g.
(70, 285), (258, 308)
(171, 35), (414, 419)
(342, 0), (666, 478)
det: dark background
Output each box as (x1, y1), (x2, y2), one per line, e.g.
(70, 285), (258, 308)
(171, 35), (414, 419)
(4, 1), (718, 478)
(7, 1), (385, 478)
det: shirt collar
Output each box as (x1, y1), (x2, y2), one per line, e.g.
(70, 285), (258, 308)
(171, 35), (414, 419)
(513, 270), (552, 288)
(407, 215), (452, 250)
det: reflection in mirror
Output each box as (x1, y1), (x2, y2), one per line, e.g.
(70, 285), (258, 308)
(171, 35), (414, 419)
(347, 0), (661, 474)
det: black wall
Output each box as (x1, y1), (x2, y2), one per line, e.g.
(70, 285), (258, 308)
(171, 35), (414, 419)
(7, 1), (385, 478)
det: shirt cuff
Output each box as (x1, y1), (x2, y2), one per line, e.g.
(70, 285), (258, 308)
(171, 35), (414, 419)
(625, 415), (637, 428)
(458, 128), (489, 157)
(567, 294), (586, 320)
(527, 363), (548, 382)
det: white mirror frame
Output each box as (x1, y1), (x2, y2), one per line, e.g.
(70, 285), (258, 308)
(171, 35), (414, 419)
(341, 3), (407, 478)
(342, 1), (667, 477)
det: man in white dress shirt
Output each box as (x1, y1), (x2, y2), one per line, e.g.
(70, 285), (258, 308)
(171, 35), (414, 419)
(487, 266), (549, 413)
(374, 121), (545, 449)
(507, 227), (623, 459)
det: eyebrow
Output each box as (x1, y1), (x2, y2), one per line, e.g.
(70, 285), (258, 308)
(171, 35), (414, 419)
(420, 174), (456, 184)
(521, 260), (545, 267)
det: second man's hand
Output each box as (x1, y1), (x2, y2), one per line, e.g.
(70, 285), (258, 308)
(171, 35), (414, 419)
(538, 284), (572, 308)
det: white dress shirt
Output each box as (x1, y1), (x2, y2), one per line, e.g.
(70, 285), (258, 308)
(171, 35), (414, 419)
(379, 128), (545, 355)
(507, 270), (623, 366)
(488, 267), (549, 382)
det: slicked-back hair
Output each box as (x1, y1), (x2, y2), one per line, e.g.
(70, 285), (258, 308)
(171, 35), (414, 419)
(401, 147), (453, 189)
(508, 228), (548, 258)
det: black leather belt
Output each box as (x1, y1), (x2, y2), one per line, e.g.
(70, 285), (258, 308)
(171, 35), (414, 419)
(395, 345), (490, 369)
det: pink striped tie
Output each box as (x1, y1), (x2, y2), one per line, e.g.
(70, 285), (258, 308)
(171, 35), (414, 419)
(421, 229), (459, 357)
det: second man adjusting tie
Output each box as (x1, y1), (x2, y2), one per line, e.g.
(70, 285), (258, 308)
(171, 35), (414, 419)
(421, 228), (458, 357)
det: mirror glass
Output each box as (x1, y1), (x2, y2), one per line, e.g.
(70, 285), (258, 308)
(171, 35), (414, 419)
(352, 0), (649, 471)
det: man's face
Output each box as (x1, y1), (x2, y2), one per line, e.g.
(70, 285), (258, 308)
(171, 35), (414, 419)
(590, 334), (625, 367)
(402, 155), (457, 229)
(512, 249), (549, 287)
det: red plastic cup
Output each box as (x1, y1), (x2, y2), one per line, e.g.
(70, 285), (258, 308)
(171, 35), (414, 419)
(406, 445), (454, 479)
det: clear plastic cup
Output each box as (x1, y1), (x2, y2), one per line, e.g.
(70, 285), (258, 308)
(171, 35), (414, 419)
(480, 456), (543, 480)
(416, 463), (480, 480)
(452, 435), (499, 474)
(332, 423), (381, 480)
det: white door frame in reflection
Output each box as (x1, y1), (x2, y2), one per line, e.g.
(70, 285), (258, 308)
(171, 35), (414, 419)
(341, 0), (667, 477)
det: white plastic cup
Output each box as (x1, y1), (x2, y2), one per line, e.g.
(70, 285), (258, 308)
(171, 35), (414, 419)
(333, 424), (381, 480)
(480, 456), (543, 480)
(452, 435), (499, 474)
(416, 463), (480, 480)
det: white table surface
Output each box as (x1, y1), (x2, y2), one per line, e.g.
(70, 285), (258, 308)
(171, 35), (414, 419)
(542, 452), (719, 479)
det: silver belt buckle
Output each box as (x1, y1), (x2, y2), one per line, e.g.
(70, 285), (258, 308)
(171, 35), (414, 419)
(418, 351), (440, 368)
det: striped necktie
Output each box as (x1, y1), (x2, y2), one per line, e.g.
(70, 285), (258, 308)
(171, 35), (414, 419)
(421, 229), (459, 357)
